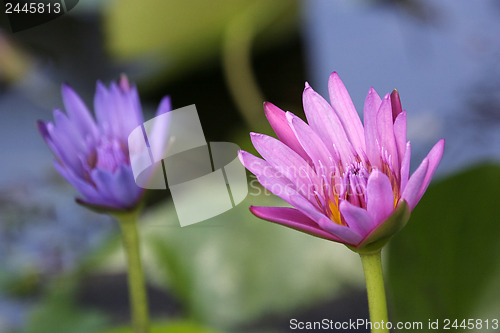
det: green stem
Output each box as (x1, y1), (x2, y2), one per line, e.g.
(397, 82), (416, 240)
(114, 211), (149, 333)
(360, 251), (389, 333)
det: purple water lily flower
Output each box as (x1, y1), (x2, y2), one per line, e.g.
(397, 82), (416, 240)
(38, 76), (171, 211)
(239, 72), (444, 253)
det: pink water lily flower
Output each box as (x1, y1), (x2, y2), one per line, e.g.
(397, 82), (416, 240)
(239, 72), (444, 253)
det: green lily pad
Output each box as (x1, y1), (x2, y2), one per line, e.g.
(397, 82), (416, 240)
(387, 163), (500, 324)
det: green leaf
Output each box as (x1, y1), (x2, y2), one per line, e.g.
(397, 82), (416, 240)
(25, 280), (109, 333)
(387, 163), (500, 323)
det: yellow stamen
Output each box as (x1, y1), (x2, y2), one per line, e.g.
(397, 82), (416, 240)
(328, 196), (344, 226)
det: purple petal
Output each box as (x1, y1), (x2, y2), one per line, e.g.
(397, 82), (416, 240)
(110, 81), (144, 140)
(53, 109), (89, 154)
(156, 96), (172, 116)
(401, 158), (429, 210)
(264, 102), (310, 162)
(46, 116), (85, 176)
(366, 170), (394, 225)
(286, 112), (335, 178)
(339, 200), (375, 236)
(94, 81), (144, 141)
(107, 165), (143, 208)
(393, 111), (407, 169)
(94, 81), (113, 132)
(250, 133), (320, 199)
(119, 82), (145, 140)
(363, 87), (382, 168)
(303, 83), (355, 164)
(417, 139), (445, 201)
(147, 96), (172, 159)
(250, 206), (342, 242)
(328, 72), (366, 152)
(37, 120), (51, 142)
(61, 84), (98, 140)
(53, 161), (101, 204)
(400, 142), (411, 193)
(376, 94), (398, 172)
(90, 168), (122, 208)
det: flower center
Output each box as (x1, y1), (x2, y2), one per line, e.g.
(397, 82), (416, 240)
(321, 162), (370, 226)
(90, 139), (128, 172)
(343, 162), (369, 209)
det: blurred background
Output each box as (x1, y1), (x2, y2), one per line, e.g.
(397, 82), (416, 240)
(0, 0), (499, 332)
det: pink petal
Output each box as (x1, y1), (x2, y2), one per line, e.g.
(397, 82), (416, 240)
(302, 83), (355, 164)
(400, 142), (411, 193)
(238, 150), (274, 177)
(393, 111), (407, 169)
(401, 158), (429, 210)
(238, 150), (303, 204)
(264, 102), (310, 162)
(290, 195), (362, 245)
(417, 139), (445, 201)
(367, 170), (394, 225)
(363, 87), (382, 168)
(390, 89), (403, 121)
(250, 206), (341, 242)
(286, 112), (336, 177)
(328, 72), (366, 152)
(339, 200), (375, 236)
(250, 133), (320, 199)
(377, 94), (398, 173)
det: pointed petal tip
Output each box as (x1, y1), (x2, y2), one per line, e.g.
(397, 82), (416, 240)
(330, 71), (340, 79)
(284, 110), (295, 122)
(37, 120), (50, 140)
(249, 132), (266, 145)
(119, 74), (131, 91)
(437, 138), (446, 148)
(156, 96), (172, 116)
(96, 80), (106, 90)
(61, 82), (74, 96)
(263, 101), (281, 115)
(237, 149), (247, 163)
